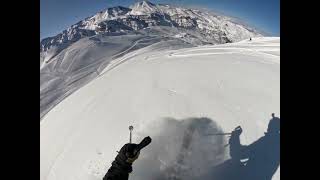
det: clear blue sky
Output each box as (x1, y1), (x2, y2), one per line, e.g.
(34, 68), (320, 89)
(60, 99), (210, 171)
(40, 0), (279, 40)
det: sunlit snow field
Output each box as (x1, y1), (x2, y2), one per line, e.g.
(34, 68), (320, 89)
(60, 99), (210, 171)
(41, 37), (279, 180)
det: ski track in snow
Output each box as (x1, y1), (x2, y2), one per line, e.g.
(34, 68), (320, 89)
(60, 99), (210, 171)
(97, 37), (160, 76)
(97, 37), (280, 79)
(169, 45), (279, 63)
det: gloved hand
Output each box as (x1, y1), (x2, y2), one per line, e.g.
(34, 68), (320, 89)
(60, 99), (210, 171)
(124, 136), (152, 163)
(125, 149), (140, 163)
(104, 136), (152, 180)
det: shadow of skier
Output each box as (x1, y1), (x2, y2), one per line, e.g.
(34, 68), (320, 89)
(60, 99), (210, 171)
(208, 114), (280, 180)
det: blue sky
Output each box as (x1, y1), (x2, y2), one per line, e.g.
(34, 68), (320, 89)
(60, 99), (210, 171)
(40, 0), (279, 40)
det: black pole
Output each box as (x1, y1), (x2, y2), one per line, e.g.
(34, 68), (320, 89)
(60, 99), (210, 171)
(129, 125), (133, 143)
(205, 132), (232, 136)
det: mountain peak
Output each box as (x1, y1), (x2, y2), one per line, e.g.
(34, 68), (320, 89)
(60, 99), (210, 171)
(130, 0), (159, 15)
(137, 0), (156, 6)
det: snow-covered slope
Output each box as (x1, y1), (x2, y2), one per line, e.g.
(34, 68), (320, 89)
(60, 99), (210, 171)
(40, 37), (280, 180)
(40, 1), (263, 119)
(40, 30), (195, 119)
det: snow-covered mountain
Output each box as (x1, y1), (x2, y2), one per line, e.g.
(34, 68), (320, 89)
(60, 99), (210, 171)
(40, 0), (262, 66)
(40, 0), (263, 119)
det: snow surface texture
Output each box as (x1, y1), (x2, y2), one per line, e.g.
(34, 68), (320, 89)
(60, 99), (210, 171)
(40, 37), (280, 180)
(40, 1), (263, 119)
(40, 31), (191, 119)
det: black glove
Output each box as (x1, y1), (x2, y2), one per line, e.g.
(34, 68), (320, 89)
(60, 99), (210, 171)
(125, 136), (152, 163)
(104, 137), (152, 180)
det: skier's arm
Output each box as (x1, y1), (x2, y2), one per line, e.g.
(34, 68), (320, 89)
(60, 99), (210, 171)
(103, 137), (152, 180)
(229, 126), (249, 159)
